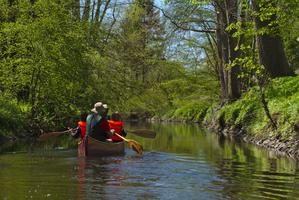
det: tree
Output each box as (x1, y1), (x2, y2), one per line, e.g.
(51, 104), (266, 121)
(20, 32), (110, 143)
(82, 0), (91, 21)
(252, 0), (294, 78)
(213, 0), (241, 101)
(118, 0), (166, 85)
(162, 0), (240, 101)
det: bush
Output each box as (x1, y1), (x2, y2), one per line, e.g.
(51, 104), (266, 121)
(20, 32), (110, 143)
(0, 93), (27, 136)
(172, 101), (209, 122)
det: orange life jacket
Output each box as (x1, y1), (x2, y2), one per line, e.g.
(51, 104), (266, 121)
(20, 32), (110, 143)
(108, 120), (124, 141)
(78, 121), (86, 138)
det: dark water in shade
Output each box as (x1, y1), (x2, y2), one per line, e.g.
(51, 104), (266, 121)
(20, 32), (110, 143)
(1, 123), (299, 200)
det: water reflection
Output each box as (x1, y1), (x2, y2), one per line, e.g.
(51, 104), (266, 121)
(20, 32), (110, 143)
(128, 123), (299, 199)
(76, 153), (164, 199)
(1, 123), (299, 199)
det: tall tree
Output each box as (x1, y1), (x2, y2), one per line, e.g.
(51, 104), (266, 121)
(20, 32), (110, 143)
(94, 0), (102, 22)
(213, 0), (241, 101)
(252, 0), (294, 78)
(82, 0), (91, 21)
(119, 0), (165, 85)
(73, 0), (81, 20)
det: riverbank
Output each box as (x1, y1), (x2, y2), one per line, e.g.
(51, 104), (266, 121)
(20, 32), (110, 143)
(0, 93), (77, 143)
(1, 75), (298, 158)
(204, 76), (299, 158)
(204, 116), (299, 159)
(149, 76), (299, 159)
(0, 94), (27, 143)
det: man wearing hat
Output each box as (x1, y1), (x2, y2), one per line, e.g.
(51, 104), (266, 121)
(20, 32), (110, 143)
(86, 102), (113, 142)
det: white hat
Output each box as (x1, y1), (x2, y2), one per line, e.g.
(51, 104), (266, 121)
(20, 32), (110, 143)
(91, 102), (103, 113)
(103, 104), (108, 109)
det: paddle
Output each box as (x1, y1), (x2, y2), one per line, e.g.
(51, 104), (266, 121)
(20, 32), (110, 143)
(126, 129), (156, 138)
(114, 133), (143, 155)
(38, 128), (75, 141)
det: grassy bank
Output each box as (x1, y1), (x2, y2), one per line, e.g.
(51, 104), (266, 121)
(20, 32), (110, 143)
(126, 74), (219, 122)
(203, 76), (299, 139)
(155, 76), (299, 140)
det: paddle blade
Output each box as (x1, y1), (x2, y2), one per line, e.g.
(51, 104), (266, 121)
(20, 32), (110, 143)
(127, 139), (143, 155)
(127, 129), (156, 138)
(37, 129), (74, 141)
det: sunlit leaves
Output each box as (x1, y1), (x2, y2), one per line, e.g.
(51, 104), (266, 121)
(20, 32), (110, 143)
(188, 0), (210, 6)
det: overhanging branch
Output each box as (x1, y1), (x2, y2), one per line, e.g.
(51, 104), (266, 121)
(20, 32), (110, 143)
(153, 5), (216, 34)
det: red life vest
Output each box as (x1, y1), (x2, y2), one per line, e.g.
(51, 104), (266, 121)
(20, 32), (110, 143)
(108, 120), (124, 141)
(78, 121), (86, 138)
(99, 119), (110, 132)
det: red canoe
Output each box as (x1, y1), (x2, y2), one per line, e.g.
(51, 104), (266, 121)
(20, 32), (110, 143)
(78, 136), (125, 157)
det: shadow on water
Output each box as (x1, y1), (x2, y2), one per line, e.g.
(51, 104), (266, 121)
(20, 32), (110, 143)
(1, 122), (299, 199)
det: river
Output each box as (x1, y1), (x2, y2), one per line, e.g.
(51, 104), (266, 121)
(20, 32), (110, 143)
(1, 123), (299, 199)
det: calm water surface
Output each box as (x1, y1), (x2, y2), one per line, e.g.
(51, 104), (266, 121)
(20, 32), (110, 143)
(1, 123), (299, 200)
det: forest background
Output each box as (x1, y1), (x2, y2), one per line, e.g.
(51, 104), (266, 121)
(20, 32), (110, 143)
(0, 0), (298, 140)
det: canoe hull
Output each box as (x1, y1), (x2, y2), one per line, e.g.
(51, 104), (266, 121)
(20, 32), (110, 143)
(78, 137), (125, 157)
(78, 138), (87, 157)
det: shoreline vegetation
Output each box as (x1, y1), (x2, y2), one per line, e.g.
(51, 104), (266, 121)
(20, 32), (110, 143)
(1, 1), (299, 158)
(1, 76), (298, 159)
(149, 76), (299, 159)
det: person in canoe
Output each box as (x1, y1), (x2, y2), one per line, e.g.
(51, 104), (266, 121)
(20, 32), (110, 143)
(86, 102), (113, 142)
(103, 104), (111, 120)
(109, 112), (127, 143)
(71, 112), (88, 139)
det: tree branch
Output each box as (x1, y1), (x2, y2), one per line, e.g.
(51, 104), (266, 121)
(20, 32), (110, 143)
(153, 5), (216, 34)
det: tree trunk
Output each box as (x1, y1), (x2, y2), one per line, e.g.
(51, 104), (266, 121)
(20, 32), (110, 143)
(215, 11), (228, 100)
(225, 0), (241, 100)
(94, 0), (102, 22)
(82, 0), (91, 21)
(73, 0), (80, 20)
(214, 0), (241, 102)
(257, 81), (277, 129)
(253, 0), (294, 78)
(99, 0), (111, 26)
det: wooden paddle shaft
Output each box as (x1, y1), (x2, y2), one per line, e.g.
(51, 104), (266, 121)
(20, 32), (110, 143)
(114, 132), (129, 142)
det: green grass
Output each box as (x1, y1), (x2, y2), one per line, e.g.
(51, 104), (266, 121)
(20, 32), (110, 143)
(205, 76), (299, 138)
(171, 101), (209, 122)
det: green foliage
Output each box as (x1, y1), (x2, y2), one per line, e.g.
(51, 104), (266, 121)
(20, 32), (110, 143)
(280, 0), (299, 70)
(1, 0), (297, 142)
(172, 101), (209, 121)
(125, 66), (219, 121)
(0, 93), (27, 136)
(117, 0), (166, 87)
(0, 0), (98, 133)
(0, 0), (192, 136)
(217, 88), (260, 125)
(209, 76), (299, 138)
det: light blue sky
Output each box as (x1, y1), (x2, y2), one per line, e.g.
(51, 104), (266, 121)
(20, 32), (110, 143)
(155, 0), (164, 7)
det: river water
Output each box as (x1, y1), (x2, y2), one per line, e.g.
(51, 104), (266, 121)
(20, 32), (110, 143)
(1, 123), (299, 200)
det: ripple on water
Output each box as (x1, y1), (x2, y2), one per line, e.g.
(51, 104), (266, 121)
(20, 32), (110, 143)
(212, 157), (299, 200)
(72, 151), (225, 199)
(2, 124), (299, 200)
